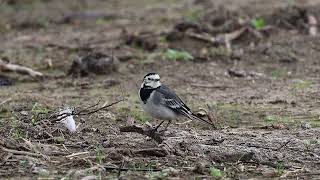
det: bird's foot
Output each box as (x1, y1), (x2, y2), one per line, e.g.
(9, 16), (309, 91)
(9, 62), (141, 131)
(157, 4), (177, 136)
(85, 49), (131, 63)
(149, 121), (165, 133)
(157, 129), (168, 135)
(149, 126), (167, 136)
(150, 126), (159, 134)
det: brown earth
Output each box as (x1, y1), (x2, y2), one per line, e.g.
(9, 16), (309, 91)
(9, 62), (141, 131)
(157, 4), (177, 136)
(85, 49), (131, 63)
(1, 0), (320, 179)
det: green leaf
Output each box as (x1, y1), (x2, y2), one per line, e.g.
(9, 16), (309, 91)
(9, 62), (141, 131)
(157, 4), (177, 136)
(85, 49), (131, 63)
(251, 18), (266, 30)
(164, 49), (193, 61)
(210, 167), (223, 178)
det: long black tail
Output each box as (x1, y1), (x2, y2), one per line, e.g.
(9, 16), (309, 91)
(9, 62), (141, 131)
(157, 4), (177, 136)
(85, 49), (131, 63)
(179, 106), (216, 127)
(189, 112), (216, 128)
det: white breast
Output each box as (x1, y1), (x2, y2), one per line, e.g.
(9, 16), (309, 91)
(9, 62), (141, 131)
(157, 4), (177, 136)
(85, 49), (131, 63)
(140, 91), (177, 120)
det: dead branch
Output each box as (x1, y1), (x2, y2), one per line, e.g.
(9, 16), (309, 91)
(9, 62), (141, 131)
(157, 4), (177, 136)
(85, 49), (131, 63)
(0, 58), (43, 78)
(185, 27), (247, 52)
(76, 99), (123, 116)
(73, 99), (102, 115)
(224, 27), (248, 42)
(119, 124), (164, 144)
(186, 31), (224, 44)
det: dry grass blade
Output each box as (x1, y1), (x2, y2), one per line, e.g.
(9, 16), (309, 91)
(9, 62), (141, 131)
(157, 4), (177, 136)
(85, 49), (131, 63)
(66, 151), (90, 158)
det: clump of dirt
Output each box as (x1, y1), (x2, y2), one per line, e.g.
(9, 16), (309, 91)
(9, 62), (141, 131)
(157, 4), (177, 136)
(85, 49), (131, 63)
(67, 52), (119, 77)
(122, 29), (159, 51)
(267, 5), (320, 33)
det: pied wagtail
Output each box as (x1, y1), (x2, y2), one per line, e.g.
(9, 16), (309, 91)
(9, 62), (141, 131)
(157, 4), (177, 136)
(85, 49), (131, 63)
(139, 73), (215, 131)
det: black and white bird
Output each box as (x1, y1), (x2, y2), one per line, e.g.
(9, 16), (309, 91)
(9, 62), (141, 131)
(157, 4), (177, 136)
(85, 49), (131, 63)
(139, 73), (215, 131)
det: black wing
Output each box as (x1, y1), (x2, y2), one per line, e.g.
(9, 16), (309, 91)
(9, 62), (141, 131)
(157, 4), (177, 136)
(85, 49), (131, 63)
(156, 86), (215, 126)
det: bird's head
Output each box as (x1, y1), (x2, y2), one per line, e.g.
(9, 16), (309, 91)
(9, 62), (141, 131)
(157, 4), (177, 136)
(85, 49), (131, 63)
(141, 73), (161, 89)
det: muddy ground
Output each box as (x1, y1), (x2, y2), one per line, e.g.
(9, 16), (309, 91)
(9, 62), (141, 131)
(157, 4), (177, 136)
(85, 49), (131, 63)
(1, 0), (320, 179)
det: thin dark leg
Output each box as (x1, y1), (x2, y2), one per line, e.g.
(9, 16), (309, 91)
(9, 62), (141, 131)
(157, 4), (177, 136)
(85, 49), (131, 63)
(153, 120), (165, 132)
(159, 120), (172, 133)
(164, 120), (172, 131)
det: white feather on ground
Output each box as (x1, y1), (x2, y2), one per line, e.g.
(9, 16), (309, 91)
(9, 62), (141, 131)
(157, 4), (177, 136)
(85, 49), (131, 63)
(59, 107), (76, 133)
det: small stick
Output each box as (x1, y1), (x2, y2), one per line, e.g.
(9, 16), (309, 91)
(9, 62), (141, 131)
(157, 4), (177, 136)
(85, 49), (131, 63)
(50, 98), (124, 122)
(66, 151), (90, 158)
(75, 99), (101, 115)
(276, 139), (292, 151)
(77, 98), (123, 115)
(0, 59), (43, 78)
(185, 27), (247, 52)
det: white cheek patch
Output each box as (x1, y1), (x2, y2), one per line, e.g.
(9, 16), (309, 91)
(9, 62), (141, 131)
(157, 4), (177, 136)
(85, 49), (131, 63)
(148, 74), (160, 80)
(148, 81), (161, 88)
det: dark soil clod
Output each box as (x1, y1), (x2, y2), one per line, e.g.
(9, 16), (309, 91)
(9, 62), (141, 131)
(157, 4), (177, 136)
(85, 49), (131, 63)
(122, 29), (158, 51)
(67, 52), (119, 77)
(0, 75), (14, 86)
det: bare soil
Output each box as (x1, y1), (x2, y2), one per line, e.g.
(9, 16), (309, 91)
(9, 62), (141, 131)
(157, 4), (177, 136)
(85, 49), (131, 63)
(1, 0), (320, 179)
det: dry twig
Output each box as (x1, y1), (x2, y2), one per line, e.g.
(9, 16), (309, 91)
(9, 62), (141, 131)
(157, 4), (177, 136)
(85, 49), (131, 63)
(186, 27), (247, 52)
(34, 98), (124, 125)
(0, 58), (43, 78)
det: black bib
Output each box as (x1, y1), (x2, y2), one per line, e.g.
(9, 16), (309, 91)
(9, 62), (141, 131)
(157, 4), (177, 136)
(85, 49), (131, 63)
(139, 87), (155, 104)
